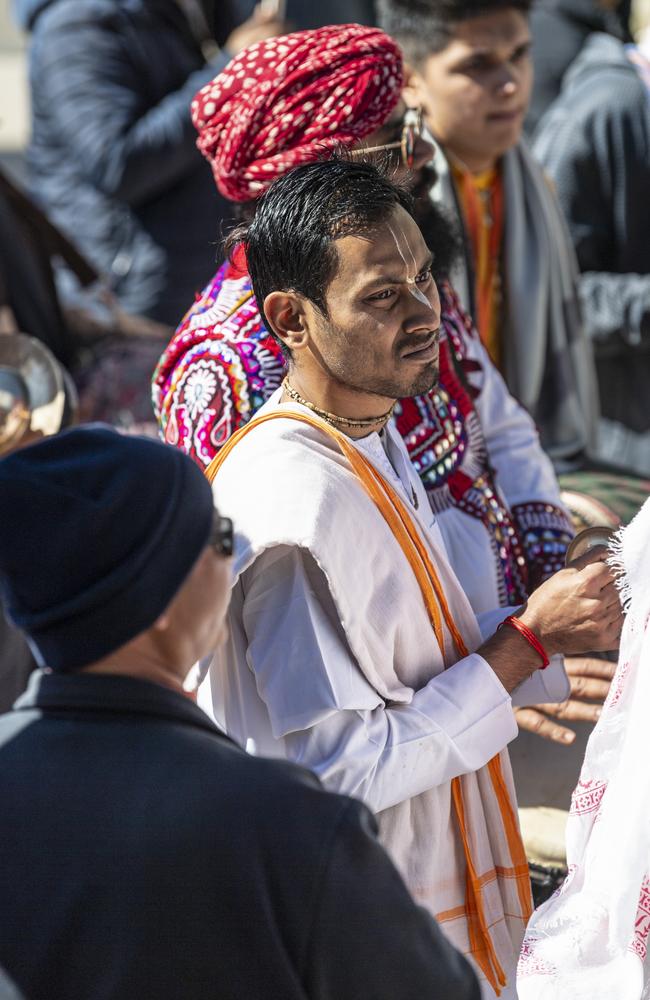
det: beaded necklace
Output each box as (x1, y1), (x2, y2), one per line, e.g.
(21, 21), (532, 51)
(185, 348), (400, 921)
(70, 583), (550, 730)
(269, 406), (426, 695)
(282, 377), (396, 430)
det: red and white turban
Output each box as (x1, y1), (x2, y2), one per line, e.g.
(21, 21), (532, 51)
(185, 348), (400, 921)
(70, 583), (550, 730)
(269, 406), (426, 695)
(192, 24), (403, 203)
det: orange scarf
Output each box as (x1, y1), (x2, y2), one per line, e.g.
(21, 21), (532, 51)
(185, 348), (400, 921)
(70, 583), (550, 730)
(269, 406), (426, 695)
(452, 162), (504, 368)
(206, 409), (531, 993)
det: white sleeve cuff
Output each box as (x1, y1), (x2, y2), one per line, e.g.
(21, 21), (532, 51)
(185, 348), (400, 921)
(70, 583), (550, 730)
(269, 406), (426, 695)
(418, 652), (518, 770)
(511, 654), (570, 706)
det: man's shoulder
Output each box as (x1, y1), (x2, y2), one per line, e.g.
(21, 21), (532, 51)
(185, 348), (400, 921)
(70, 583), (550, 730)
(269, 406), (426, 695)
(182, 729), (362, 850)
(216, 406), (353, 484)
(0, 689), (355, 837)
(213, 407), (366, 533)
(152, 264), (283, 459)
(536, 40), (649, 145)
(29, 0), (133, 35)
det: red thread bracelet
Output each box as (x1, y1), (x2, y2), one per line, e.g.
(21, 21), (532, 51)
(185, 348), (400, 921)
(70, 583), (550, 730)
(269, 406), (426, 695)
(497, 615), (550, 669)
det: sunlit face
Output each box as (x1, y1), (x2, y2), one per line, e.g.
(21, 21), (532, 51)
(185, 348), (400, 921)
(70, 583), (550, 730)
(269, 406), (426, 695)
(298, 204), (441, 401)
(410, 10), (532, 172)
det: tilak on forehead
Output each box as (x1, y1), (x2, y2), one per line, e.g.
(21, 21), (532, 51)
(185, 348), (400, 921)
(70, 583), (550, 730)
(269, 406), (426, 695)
(387, 220), (432, 307)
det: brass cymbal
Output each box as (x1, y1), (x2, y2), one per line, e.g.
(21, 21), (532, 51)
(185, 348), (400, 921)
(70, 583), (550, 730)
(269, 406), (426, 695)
(0, 334), (64, 456)
(565, 525), (616, 566)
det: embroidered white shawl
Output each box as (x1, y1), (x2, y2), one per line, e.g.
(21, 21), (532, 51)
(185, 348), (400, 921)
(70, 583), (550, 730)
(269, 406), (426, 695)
(518, 497), (650, 998)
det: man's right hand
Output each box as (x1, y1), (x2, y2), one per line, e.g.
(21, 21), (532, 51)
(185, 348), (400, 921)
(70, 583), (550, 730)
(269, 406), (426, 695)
(479, 547), (622, 694)
(520, 546), (622, 657)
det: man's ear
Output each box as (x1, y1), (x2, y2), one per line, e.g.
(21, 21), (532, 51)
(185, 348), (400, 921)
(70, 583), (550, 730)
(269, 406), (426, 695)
(263, 291), (310, 354)
(403, 63), (428, 112)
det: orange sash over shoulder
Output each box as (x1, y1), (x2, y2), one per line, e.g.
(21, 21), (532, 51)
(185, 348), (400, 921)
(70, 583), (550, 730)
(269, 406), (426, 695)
(206, 408), (532, 995)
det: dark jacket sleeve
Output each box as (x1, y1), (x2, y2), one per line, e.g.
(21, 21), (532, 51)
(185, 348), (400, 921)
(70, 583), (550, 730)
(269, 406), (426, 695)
(32, 11), (228, 207)
(534, 71), (650, 353)
(304, 800), (480, 1000)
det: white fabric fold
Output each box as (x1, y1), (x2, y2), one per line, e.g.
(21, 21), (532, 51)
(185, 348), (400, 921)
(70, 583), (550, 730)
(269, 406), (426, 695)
(201, 390), (535, 998)
(518, 497), (650, 999)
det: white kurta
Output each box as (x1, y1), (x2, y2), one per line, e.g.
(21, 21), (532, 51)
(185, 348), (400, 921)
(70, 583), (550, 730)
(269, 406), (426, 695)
(200, 391), (568, 999)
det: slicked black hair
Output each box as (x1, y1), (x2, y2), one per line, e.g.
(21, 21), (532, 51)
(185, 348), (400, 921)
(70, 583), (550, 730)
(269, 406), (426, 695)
(225, 157), (418, 356)
(377, 0), (532, 64)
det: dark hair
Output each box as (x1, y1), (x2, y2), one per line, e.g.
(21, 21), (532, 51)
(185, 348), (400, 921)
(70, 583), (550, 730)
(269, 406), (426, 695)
(377, 0), (532, 64)
(224, 157), (417, 353)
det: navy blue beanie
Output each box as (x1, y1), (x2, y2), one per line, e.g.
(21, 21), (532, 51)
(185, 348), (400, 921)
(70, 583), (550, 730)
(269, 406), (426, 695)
(0, 426), (214, 671)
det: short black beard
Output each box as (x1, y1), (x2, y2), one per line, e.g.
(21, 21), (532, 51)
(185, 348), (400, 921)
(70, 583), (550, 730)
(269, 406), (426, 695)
(325, 359), (440, 404)
(308, 291), (441, 405)
(405, 363), (440, 399)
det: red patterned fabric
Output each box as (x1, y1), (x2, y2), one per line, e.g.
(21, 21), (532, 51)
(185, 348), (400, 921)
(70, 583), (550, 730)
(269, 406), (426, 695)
(192, 25), (403, 202)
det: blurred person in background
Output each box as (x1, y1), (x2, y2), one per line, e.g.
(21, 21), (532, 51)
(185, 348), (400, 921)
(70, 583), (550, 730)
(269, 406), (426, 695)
(207, 0), (376, 35)
(525, 0), (631, 135)
(0, 162), (174, 430)
(0, 425), (480, 1000)
(533, 32), (650, 477)
(378, 0), (599, 473)
(13, 0), (289, 327)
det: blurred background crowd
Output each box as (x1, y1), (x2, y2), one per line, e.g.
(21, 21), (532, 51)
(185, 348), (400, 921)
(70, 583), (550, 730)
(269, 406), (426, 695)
(1, 0), (648, 445)
(0, 0), (647, 434)
(2, 5), (650, 650)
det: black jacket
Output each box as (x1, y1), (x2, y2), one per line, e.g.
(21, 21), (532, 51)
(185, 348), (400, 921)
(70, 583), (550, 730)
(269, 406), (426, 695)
(15, 0), (230, 325)
(0, 671), (479, 1000)
(534, 34), (650, 473)
(525, 0), (629, 135)
(210, 0), (376, 41)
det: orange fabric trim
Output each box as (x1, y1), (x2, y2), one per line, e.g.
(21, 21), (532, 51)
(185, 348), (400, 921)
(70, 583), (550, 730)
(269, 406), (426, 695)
(452, 163), (504, 368)
(206, 408), (531, 993)
(453, 781), (507, 991)
(488, 755), (534, 922)
(438, 903), (530, 926)
(436, 904), (468, 923)
(206, 410), (450, 650)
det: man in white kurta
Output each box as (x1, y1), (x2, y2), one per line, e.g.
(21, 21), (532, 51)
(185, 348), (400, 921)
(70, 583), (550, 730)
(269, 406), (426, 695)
(198, 158), (622, 998)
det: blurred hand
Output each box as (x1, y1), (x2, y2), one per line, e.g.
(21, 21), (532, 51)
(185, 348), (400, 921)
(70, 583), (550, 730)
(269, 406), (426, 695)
(514, 655), (616, 744)
(520, 547), (623, 657)
(225, 5), (289, 55)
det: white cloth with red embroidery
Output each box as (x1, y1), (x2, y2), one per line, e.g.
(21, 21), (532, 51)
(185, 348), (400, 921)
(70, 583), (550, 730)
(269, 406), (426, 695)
(518, 497), (650, 999)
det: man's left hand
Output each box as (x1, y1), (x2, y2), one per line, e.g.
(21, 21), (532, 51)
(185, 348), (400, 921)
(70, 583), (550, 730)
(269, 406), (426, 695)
(514, 655), (616, 744)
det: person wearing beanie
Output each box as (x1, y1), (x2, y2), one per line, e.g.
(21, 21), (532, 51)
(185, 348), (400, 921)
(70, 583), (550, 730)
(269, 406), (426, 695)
(0, 426), (480, 1000)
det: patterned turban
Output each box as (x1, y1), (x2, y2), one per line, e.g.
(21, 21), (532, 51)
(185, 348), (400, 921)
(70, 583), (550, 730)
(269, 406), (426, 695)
(192, 24), (404, 203)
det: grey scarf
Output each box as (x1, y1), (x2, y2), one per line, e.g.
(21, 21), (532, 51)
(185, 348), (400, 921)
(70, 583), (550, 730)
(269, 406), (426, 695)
(429, 141), (599, 468)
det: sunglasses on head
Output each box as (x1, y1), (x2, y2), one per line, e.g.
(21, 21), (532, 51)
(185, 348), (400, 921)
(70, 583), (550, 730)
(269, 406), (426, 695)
(351, 107), (424, 170)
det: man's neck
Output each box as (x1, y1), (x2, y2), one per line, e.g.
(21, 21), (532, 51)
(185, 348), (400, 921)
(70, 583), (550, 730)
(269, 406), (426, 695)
(281, 370), (396, 440)
(446, 146), (499, 177)
(82, 652), (187, 695)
